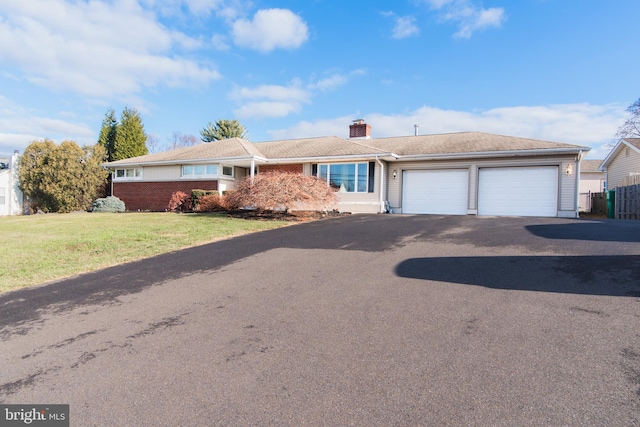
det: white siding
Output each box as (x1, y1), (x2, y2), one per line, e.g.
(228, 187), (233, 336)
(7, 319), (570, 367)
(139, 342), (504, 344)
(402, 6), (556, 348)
(142, 165), (182, 181)
(606, 147), (640, 189)
(559, 162), (577, 212)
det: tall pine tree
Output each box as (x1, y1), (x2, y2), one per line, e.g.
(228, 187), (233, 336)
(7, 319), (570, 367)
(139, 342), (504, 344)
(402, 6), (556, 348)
(113, 107), (148, 161)
(97, 108), (117, 162)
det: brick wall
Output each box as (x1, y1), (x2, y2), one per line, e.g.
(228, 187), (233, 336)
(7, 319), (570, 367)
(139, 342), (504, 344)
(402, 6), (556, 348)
(259, 164), (303, 174)
(114, 180), (218, 211)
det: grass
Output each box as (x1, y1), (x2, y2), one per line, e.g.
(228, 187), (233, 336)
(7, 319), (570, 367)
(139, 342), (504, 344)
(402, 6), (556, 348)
(0, 212), (290, 293)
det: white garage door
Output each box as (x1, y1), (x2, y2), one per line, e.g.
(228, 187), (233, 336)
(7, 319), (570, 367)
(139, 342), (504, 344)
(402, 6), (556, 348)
(478, 166), (558, 217)
(403, 169), (468, 215)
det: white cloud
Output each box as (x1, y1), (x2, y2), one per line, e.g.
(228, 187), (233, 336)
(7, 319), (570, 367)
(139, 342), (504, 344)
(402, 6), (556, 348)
(393, 16), (420, 39)
(211, 33), (231, 51)
(231, 8), (309, 53)
(0, 0), (220, 99)
(0, 95), (97, 155)
(422, 0), (506, 38)
(235, 102), (304, 119)
(268, 103), (626, 159)
(232, 71), (366, 119)
(231, 81), (310, 119)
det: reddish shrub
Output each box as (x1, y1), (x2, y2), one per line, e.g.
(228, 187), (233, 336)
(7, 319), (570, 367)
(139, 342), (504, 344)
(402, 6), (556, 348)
(167, 191), (191, 212)
(229, 172), (337, 212)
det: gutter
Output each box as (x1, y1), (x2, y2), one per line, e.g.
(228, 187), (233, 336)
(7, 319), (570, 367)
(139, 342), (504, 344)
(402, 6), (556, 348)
(396, 147), (591, 161)
(376, 156), (385, 213)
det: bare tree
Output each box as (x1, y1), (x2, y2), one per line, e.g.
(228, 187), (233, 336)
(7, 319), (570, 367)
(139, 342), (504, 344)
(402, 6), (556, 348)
(615, 98), (640, 140)
(168, 132), (200, 150)
(146, 134), (161, 153)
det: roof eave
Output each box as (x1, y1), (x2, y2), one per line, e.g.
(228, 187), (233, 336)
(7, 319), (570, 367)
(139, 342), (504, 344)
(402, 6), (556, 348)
(262, 152), (399, 163)
(103, 155), (268, 168)
(394, 147), (589, 161)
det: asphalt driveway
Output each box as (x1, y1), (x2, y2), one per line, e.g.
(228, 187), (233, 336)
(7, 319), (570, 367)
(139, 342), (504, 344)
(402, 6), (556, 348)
(1, 215), (640, 426)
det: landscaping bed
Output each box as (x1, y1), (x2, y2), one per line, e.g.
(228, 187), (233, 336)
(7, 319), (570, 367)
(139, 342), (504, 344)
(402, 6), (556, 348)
(223, 209), (349, 221)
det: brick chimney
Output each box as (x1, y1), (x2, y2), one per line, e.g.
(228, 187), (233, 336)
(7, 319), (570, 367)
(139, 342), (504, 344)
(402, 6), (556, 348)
(349, 119), (371, 139)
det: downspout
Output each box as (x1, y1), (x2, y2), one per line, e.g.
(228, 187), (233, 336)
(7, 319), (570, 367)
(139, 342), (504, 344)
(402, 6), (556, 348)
(575, 150), (583, 218)
(376, 156), (385, 213)
(250, 159), (255, 184)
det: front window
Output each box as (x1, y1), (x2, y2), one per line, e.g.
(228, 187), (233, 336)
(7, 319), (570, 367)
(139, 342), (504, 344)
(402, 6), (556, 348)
(318, 163), (369, 193)
(182, 164), (219, 178)
(114, 168), (142, 180)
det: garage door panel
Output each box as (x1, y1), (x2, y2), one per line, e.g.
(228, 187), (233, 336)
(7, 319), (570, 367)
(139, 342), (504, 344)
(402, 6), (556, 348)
(403, 169), (468, 215)
(478, 167), (558, 217)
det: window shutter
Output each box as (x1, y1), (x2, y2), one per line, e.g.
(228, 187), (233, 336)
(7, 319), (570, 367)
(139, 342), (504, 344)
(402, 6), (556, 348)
(368, 162), (375, 193)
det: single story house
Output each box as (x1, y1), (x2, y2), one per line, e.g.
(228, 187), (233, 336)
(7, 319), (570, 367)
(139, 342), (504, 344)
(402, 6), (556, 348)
(0, 151), (24, 216)
(104, 121), (590, 218)
(578, 159), (605, 212)
(599, 138), (640, 189)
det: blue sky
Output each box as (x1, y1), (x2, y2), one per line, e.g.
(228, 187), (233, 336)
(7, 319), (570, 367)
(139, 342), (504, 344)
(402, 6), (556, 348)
(0, 0), (637, 159)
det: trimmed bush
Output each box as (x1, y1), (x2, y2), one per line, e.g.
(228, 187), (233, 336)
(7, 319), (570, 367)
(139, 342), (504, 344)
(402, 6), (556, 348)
(191, 189), (218, 210)
(195, 193), (241, 212)
(92, 196), (126, 213)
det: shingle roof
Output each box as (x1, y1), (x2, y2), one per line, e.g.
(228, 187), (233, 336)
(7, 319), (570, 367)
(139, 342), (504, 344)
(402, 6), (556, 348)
(254, 136), (391, 159)
(105, 131), (588, 167)
(107, 137), (264, 166)
(580, 159), (604, 173)
(365, 132), (586, 156)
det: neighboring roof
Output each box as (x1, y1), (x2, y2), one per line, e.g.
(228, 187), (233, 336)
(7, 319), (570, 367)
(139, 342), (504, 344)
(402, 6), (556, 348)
(104, 131), (589, 167)
(599, 137), (640, 170)
(580, 159), (604, 173)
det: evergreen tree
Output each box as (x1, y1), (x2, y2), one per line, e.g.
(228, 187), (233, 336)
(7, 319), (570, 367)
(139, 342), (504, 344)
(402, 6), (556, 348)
(18, 140), (109, 213)
(200, 119), (248, 142)
(97, 108), (117, 161)
(112, 107), (148, 161)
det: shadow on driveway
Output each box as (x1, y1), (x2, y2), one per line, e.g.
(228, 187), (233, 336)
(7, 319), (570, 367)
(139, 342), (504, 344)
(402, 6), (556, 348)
(526, 220), (640, 243)
(396, 255), (640, 297)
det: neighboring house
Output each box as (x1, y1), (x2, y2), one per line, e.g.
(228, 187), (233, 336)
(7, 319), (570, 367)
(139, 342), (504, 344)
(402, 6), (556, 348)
(599, 138), (640, 189)
(578, 159), (605, 212)
(0, 151), (24, 216)
(104, 121), (590, 218)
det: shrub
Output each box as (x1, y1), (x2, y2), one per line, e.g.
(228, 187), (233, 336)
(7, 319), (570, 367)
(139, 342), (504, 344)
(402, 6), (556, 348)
(195, 193), (241, 212)
(191, 189), (218, 210)
(168, 191), (191, 212)
(229, 172), (337, 212)
(92, 196), (126, 213)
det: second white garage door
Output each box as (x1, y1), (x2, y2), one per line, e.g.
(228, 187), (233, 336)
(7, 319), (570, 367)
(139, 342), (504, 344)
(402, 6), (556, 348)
(402, 169), (469, 215)
(478, 166), (558, 217)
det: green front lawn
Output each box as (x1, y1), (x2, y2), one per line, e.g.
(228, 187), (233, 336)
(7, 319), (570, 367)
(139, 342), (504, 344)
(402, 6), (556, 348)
(0, 212), (290, 293)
